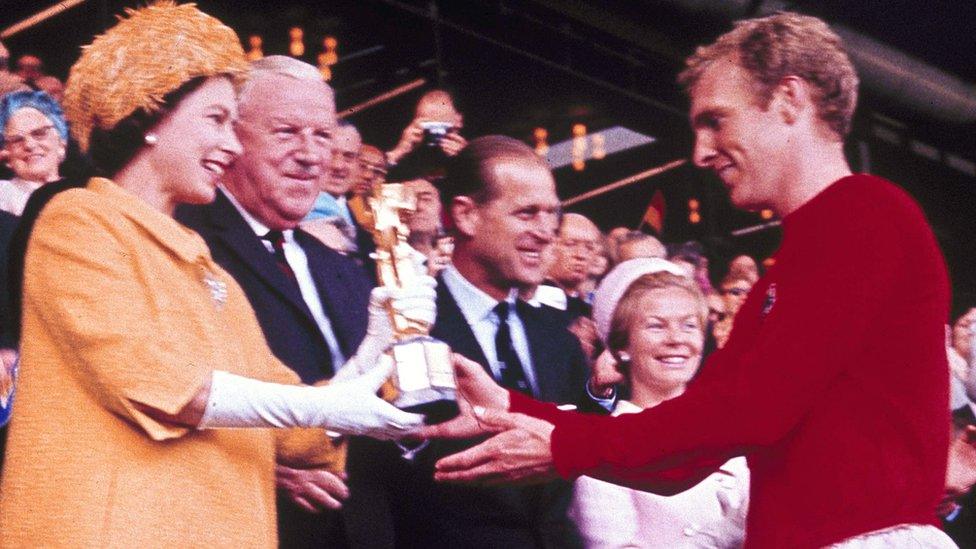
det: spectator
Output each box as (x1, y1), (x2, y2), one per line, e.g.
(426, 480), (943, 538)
(304, 121), (375, 263)
(34, 75), (64, 103)
(0, 5), (426, 545)
(347, 142), (387, 231)
(14, 55), (43, 88)
(176, 55), (378, 547)
(941, 408), (976, 547)
(0, 41), (28, 97)
(570, 258), (749, 548)
(0, 91), (68, 215)
(952, 308), (976, 366)
(583, 234), (611, 295)
(669, 240), (715, 297)
(616, 230), (666, 263)
(403, 177), (442, 234)
(728, 253), (760, 284)
(548, 212), (601, 320)
(385, 89), (467, 181)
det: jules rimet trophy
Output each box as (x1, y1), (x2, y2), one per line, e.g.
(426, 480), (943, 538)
(368, 183), (456, 414)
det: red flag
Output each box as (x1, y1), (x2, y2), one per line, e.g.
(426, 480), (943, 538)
(640, 189), (666, 234)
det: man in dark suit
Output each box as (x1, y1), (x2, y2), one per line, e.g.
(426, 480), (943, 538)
(177, 56), (373, 549)
(345, 136), (607, 548)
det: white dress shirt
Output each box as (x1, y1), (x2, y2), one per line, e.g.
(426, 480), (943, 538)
(0, 178), (43, 216)
(223, 189), (346, 367)
(440, 265), (539, 396)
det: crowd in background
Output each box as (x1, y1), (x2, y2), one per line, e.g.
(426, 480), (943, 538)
(0, 8), (975, 547)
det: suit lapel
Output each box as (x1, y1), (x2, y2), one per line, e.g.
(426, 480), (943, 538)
(431, 279), (490, 370)
(517, 301), (561, 401)
(295, 230), (360, 356)
(206, 191), (312, 317)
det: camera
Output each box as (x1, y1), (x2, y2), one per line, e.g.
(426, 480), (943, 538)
(420, 121), (453, 147)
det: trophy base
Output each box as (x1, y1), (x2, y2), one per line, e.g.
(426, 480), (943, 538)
(388, 336), (458, 423)
(402, 398), (459, 425)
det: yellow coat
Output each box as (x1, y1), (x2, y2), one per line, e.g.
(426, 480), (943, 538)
(0, 178), (333, 548)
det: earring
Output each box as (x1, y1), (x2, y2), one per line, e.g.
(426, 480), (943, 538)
(617, 351), (631, 363)
(144, 133), (158, 146)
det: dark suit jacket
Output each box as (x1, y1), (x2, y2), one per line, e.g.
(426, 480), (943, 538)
(0, 209), (21, 349)
(178, 191), (375, 549)
(345, 277), (588, 549)
(177, 191), (372, 384)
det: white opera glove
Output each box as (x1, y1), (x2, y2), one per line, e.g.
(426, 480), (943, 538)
(334, 275), (438, 382)
(198, 362), (424, 440)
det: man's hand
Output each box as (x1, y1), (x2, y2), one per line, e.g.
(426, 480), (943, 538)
(387, 119), (425, 165)
(438, 132), (467, 157)
(432, 407), (558, 486)
(420, 353), (510, 440)
(946, 424), (976, 498)
(567, 316), (598, 359)
(589, 349), (624, 397)
(276, 464), (350, 512)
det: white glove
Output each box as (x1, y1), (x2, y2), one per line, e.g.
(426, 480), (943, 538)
(199, 362), (424, 440)
(335, 275), (438, 382)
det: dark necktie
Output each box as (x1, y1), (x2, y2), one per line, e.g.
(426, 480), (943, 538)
(494, 301), (531, 395)
(262, 230), (297, 281)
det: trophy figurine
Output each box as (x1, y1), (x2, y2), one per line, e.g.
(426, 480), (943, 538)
(368, 183), (456, 417)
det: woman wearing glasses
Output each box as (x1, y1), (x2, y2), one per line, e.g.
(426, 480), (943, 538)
(0, 90), (66, 216)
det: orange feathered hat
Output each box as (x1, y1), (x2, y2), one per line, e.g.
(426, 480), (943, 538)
(63, 1), (248, 152)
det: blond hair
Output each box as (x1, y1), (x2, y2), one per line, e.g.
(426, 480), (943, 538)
(678, 12), (858, 138)
(606, 271), (708, 358)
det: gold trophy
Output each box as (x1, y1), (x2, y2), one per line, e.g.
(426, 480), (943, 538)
(368, 183), (456, 416)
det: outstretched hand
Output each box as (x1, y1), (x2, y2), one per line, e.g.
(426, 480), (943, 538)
(419, 353), (510, 440)
(432, 406), (558, 486)
(420, 353), (558, 486)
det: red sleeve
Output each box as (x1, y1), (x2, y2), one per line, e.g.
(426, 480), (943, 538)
(511, 387), (733, 491)
(549, 186), (910, 482)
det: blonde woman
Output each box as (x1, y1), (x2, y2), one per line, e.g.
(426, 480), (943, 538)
(568, 258), (749, 548)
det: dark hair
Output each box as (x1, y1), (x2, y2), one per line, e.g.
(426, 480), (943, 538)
(668, 240), (706, 268)
(87, 76), (209, 177)
(441, 135), (543, 207)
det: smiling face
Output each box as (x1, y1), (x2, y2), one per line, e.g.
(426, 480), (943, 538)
(224, 73), (336, 229)
(3, 107), (65, 183)
(624, 287), (705, 403)
(320, 124), (360, 197)
(141, 77), (242, 210)
(690, 59), (792, 213)
(953, 308), (976, 359)
(454, 157), (560, 299)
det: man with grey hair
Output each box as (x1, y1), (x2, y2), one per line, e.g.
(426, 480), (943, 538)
(178, 55), (375, 548)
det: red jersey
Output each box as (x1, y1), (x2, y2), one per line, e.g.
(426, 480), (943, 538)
(513, 175), (951, 548)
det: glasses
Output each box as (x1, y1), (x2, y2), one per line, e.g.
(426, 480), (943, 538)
(4, 124), (57, 150)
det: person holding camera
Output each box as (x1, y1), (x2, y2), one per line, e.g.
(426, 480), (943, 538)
(385, 89), (467, 182)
